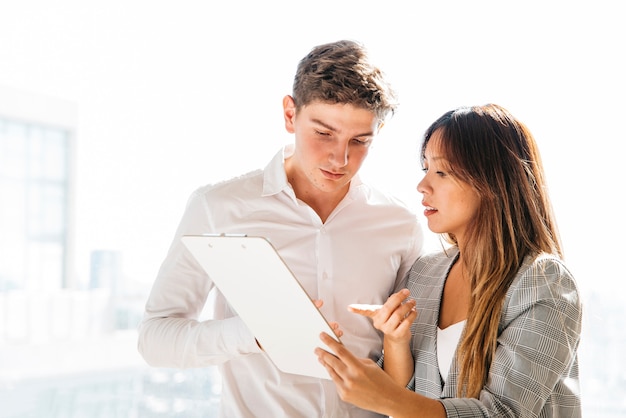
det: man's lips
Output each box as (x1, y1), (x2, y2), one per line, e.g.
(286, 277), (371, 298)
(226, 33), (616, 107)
(321, 169), (345, 180)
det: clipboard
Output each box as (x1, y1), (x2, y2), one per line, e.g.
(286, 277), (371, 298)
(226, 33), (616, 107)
(181, 234), (340, 379)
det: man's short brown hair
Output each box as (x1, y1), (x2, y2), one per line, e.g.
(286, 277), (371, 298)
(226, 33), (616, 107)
(292, 40), (398, 124)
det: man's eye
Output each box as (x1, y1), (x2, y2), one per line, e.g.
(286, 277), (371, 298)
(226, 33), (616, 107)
(315, 130), (330, 136)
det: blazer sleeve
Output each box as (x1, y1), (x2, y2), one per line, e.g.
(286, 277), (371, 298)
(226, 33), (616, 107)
(440, 255), (583, 417)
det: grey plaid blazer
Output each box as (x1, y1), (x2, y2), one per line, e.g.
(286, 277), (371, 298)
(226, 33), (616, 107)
(405, 248), (582, 417)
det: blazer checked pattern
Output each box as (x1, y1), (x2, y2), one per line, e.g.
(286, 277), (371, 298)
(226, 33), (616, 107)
(406, 247), (582, 417)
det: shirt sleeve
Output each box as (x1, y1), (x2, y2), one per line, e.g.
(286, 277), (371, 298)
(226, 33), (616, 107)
(137, 189), (263, 368)
(439, 256), (582, 417)
(394, 218), (426, 293)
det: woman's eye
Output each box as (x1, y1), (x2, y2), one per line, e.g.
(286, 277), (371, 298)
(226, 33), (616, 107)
(422, 167), (446, 177)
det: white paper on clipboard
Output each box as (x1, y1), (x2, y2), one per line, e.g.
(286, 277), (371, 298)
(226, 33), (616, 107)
(181, 234), (340, 380)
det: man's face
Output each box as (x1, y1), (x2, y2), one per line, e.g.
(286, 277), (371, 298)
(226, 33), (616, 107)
(283, 97), (380, 197)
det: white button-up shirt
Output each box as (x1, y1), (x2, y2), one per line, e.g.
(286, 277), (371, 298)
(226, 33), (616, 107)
(138, 145), (424, 417)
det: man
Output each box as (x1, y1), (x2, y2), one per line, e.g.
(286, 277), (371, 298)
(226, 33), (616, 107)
(137, 39), (424, 417)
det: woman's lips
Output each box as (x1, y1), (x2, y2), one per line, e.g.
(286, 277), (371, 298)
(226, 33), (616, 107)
(423, 205), (437, 217)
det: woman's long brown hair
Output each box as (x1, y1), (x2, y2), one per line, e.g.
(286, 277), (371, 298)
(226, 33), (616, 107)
(420, 104), (562, 398)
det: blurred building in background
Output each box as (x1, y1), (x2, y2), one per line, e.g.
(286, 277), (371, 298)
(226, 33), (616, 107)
(0, 85), (220, 417)
(0, 85), (75, 293)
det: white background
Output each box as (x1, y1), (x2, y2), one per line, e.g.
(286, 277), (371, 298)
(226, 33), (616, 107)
(1, 2), (624, 412)
(1, 1), (623, 299)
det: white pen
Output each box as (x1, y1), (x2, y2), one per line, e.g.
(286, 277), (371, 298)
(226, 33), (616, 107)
(348, 303), (383, 311)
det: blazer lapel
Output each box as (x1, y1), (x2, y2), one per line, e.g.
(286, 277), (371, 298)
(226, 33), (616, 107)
(409, 249), (458, 398)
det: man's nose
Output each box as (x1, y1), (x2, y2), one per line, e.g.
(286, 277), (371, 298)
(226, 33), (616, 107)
(329, 141), (349, 167)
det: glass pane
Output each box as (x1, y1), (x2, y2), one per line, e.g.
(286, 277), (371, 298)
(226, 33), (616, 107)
(0, 120), (28, 180)
(43, 128), (68, 181)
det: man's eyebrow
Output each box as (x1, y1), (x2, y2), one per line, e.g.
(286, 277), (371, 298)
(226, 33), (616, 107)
(311, 118), (375, 138)
(310, 118), (337, 132)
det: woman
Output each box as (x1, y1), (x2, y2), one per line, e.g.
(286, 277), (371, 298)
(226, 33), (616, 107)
(315, 104), (582, 417)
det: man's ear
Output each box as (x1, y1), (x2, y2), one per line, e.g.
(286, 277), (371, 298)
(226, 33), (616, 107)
(283, 95), (297, 134)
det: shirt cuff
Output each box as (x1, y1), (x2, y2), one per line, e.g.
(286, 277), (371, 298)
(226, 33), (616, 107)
(219, 315), (263, 355)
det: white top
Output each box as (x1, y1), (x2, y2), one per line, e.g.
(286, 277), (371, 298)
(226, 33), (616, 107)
(437, 320), (466, 383)
(138, 145), (424, 418)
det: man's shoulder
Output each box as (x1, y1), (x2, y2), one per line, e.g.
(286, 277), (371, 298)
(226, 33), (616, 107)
(359, 183), (413, 212)
(194, 169), (264, 197)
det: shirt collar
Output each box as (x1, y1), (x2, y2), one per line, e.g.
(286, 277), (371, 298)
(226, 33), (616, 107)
(262, 145), (292, 197)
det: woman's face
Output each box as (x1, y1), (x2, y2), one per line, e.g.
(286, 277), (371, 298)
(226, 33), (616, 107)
(417, 131), (481, 244)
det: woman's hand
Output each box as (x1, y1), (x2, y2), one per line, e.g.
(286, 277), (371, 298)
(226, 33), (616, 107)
(348, 289), (416, 345)
(315, 332), (404, 415)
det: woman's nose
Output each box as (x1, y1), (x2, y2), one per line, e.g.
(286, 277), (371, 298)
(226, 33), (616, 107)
(417, 176), (427, 194)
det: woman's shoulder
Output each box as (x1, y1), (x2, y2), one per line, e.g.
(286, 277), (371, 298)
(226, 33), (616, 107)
(409, 247), (458, 277)
(507, 252), (582, 310)
(502, 252), (583, 337)
(516, 253), (577, 287)
(416, 246), (458, 263)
